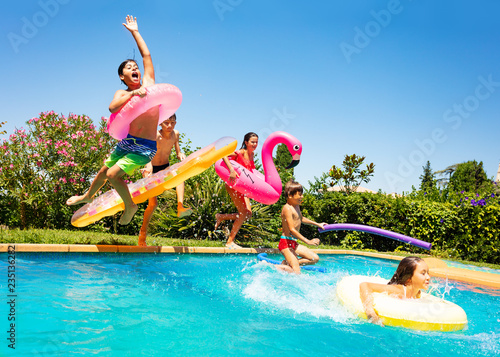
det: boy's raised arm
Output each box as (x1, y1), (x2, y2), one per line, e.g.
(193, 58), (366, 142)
(123, 15), (155, 85)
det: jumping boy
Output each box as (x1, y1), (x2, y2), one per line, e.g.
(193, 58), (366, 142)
(66, 15), (160, 225)
(277, 180), (327, 274)
(138, 113), (193, 246)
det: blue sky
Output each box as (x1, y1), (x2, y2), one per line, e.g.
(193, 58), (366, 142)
(2, 0), (499, 193)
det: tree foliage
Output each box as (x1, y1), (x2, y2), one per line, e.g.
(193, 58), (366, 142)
(419, 161), (437, 193)
(449, 160), (491, 193)
(435, 164), (458, 188)
(326, 154), (375, 194)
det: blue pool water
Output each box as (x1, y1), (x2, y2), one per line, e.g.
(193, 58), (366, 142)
(1, 253), (499, 356)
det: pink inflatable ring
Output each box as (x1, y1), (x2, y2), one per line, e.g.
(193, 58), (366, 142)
(107, 83), (183, 140)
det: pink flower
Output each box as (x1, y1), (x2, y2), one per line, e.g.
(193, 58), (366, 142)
(9, 164), (13, 169)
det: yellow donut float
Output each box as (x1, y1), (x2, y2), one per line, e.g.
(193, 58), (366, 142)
(336, 275), (468, 331)
(71, 136), (237, 227)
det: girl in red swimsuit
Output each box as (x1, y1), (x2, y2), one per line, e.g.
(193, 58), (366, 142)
(214, 132), (258, 249)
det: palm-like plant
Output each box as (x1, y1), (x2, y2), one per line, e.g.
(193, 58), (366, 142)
(149, 166), (276, 244)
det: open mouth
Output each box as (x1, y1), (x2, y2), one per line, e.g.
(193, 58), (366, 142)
(132, 72), (139, 79)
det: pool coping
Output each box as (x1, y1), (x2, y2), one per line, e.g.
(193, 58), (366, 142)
(2, 244), (499, 289)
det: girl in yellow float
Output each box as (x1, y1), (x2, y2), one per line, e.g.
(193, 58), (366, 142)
(359, 256), (430, 325)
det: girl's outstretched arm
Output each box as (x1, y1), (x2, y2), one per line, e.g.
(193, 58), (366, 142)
(359, 282), (404, 325)
(123, 15), (155, 85)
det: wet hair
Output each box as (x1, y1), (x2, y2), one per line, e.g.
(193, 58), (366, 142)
(118, 59), (138, 85)
(240, 132), (258, 149)
(388, 256), (423, 286)
(160, 114), (177, 126)
(284, 179), (303, 198)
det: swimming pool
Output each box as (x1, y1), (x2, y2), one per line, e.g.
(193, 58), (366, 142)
(1, 253), (499, 356)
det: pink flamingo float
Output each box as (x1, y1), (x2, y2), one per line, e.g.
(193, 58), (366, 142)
(214, 131), (302, 205)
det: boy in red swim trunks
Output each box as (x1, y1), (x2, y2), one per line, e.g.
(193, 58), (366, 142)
(277, 180), (327, 274)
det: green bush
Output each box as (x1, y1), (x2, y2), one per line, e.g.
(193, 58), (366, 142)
(301, 189), (500, 264)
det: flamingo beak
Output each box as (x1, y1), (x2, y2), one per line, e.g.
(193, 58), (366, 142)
(286, 160), (300, 169)
(286, 155), (300, 169)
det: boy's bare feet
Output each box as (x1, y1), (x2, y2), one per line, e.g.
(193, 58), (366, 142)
(177, 202), (193, 218)
(138, 230), (147, 246)
(119, 204), (138, 225)
(225, 242), (242, 249)
(66, 195), (92, 206)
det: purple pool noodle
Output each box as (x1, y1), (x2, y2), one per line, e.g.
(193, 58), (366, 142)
(318, 223), (431, 250)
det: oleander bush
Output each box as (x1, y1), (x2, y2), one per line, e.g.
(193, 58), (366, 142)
(0, 111), (117, 229)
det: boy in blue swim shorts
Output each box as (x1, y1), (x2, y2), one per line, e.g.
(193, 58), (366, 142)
(67, 15), (165, 225)
(104, 135), (157, 176)
(276, 180), (327, 274)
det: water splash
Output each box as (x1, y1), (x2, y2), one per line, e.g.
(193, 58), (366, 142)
(242, 262), (352, 323)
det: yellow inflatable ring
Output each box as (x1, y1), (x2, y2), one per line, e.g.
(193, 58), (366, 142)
(71, 136), (237, 227)
(336, 275), (468, 331)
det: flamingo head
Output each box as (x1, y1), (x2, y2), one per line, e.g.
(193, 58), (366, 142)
(282, 133), (302, 169)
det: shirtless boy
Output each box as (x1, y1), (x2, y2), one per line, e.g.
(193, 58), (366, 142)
(138, 114), (192, 246)
(66, 15), (162, 225)
(277, 180), (327, 274)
